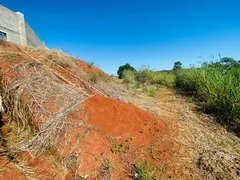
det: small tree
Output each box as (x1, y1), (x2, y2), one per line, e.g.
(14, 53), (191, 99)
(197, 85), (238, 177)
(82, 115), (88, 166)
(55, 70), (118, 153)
(173, 61), (182, 71)
(117, 63), (136, 79)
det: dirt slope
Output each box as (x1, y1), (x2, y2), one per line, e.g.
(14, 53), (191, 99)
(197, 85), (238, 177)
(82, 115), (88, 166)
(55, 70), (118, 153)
(0, 40), (176, 179)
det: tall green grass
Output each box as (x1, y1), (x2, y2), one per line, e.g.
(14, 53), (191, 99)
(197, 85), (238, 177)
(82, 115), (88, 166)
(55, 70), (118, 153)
(121, 68), (175, 97)
(176, 63), (240, 132)
(122, 67), (176, 97)
(122, 67), (176, 87)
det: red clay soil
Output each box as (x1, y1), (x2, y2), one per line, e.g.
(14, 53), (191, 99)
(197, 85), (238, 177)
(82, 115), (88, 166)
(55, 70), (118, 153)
(0, 156), (25, 180)
(0, 152), (70, 180)
(73, 95), (171, 178)
(84, 95), (168, 145)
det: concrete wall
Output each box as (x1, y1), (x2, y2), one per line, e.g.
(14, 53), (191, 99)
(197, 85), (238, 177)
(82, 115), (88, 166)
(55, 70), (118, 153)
(0, 5), (44, 47)
(0, 5), (22, 45)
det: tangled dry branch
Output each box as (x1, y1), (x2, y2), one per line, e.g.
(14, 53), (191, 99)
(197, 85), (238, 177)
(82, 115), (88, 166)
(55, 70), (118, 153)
(1, 61), (89, 157)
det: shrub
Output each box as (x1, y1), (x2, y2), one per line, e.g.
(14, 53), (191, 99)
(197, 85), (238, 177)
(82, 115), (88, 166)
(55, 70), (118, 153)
(135, 67), (152, 84)
(122, 69), (136, 84)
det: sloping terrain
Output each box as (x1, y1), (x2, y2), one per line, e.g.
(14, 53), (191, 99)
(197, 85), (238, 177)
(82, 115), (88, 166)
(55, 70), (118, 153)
(0, 40), (177, 179)
(0, 40), (239, 180)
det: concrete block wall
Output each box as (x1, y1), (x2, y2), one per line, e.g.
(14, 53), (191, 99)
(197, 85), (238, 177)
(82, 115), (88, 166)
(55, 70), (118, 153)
(0, 5), (44, 47)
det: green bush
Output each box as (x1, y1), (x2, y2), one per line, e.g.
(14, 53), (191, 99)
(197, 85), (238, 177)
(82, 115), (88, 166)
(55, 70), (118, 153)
(135, 67), (152, 84)
(122, 70), (136, 84)
(176, 61), (240, 132)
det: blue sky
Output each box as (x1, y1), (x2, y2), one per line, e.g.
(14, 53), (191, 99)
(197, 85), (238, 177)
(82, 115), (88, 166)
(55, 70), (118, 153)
(2, 0), (240, 74)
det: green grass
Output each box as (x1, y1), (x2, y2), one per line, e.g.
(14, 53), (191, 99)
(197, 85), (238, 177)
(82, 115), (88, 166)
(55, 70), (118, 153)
(176, 62), (240, 132)
(120, 60), (240, 133)
(135, 67), (176, 87)
(121, 67), (175, 97)
(90, 73), (98, 83)
(133, 161), (163, 180)
(122, 68), (176, 88)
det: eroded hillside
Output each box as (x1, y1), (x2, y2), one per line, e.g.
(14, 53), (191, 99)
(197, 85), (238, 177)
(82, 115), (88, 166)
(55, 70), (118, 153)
(0, 40), (177, 179)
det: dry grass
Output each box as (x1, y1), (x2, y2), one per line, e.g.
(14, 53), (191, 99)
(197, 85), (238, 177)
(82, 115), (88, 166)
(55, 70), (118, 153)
(109, 86), (240, 179)
(0, 40), (108, 178)
(143, 88), (240, 179)
(178, 100), (240, 179)
(0, 41), (104, 178)
(1, 60), (89, 158)
(22, 46), (78, 68)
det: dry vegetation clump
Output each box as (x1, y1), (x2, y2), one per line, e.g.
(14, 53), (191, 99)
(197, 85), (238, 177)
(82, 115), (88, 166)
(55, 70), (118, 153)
(22, 44), (111, 97)
(0, 39), (112, 99)
(1, 60), (90, 159)
(0, 52), (98, 178)
(22, 46), (78, 68)
(23, 44), (111, 83)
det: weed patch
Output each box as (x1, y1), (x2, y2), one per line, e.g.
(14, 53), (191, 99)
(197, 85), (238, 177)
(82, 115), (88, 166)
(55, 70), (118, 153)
(110, 138), (132, 154)
(131, 161), (163, 180)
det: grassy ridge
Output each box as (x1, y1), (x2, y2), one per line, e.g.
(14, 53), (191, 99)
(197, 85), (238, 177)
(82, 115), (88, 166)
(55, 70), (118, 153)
(176, 61), (240, 132)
